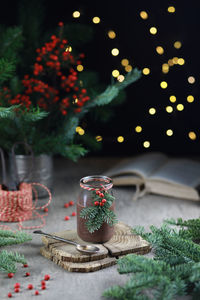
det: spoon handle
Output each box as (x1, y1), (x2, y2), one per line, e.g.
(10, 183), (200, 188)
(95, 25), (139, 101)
(35, 231), (78, 246)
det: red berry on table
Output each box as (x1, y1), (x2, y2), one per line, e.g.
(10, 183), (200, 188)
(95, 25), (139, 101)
(64, 203), (69, 208)
(27, 284), (33, 290)
(99, 193), (104, 198)
(14, 288), (20, 293)
(102, 199), (107, 203)
(41, 280), (46, 286)
(44, 274), (50, 281)
(7, 292), (12, 298)
(14, 283), (20, 288)
(35, 290), (39, 295)
(23, 264), (28, 268)
(41, 285), (46, 290)
(64, 216), (70, 221)
(26, 272), (30, 276)
(43, 207), (48, 212)
(94, 201), (99, 206)
(71, 212), (76, 216)
(69, 201), (74, 206)
(8, 273), (14, 278)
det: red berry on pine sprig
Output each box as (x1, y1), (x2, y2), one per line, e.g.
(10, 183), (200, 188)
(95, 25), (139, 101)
(100, 202), (104, 207)
(94, 201), (99, 206)
(101, 199), (107, 203)
(96, 190), (100, 195)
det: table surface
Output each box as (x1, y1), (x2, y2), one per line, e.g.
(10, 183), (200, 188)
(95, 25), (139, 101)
(0, 156), (198, 300)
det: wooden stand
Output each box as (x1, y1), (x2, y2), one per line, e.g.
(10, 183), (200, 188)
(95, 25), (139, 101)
(40, 222), (151, 272)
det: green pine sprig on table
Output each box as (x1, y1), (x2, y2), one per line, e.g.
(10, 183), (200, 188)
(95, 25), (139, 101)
(0, 250), (27, 273)
(103, 218), (200, 300)
(0, 230), (32, 273)
(80, 190), (117, 233)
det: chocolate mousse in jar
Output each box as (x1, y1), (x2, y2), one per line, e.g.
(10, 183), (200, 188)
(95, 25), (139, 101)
(77, 175), (117, 243)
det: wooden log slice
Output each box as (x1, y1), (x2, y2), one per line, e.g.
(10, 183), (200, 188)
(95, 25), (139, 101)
(40, 246), (116, 273)
(41, 229), (108, 263)
(103, 222), (151, 256)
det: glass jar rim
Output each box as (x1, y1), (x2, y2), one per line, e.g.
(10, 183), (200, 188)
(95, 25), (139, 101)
(80, 175), (113, 190)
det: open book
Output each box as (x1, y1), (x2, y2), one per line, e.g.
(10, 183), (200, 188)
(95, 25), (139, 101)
(105, 152), (200, 201)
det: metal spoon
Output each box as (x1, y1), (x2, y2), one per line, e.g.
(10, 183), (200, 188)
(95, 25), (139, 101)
(33, 230), (100, 255)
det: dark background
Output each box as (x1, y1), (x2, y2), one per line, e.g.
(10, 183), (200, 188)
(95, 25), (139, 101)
(1, 0), (200, 157)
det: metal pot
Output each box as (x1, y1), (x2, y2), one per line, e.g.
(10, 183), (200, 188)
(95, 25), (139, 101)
(9, 154), (53, 198)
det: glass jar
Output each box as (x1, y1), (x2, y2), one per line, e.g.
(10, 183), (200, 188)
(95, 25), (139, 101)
(77, 175), (116, 243)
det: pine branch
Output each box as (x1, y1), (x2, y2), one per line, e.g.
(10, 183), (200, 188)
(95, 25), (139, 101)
(0, 105), (20, 119)
(102, 209), (117, 226)
(80, 190), (117, 233)
(0, 26), (24, 62)
(0, 230), (31, 273)
(0, 230), (32, 247)
(85, 68), (141, 109)
(0, 250), (27, 273)
(60, 144), (88, 162)
(0, 58), (16, 84)
(61, 115), (79, 143)
(115, 68), (142, 90)
(165, 217), (200, 242)
(103, 218), (200, 299)
(22, 107), (48, 122)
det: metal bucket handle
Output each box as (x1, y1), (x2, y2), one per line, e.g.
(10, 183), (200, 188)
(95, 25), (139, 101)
(0, 147), (8, 189)
(11, 142), (34, 188)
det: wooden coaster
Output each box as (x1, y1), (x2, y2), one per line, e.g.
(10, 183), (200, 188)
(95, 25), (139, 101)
(104, 222), (150, 257)
(41, 231), (108, 263)
(40, 247), (116, 272)
(40, 222), (151, 272)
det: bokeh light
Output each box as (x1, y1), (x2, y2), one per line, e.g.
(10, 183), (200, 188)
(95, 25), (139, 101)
(140, 11), (148, 19)
(92, 17), (100, 24)
(117, 136), (124, 143)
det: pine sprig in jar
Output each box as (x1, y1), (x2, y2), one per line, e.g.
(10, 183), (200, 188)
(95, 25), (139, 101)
(77, 175), (117, 243)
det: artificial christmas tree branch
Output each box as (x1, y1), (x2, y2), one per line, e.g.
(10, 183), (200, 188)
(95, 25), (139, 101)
(0, 230), (32, 273)
(80, 190), (117, 233)
(103, 218), (200, 300)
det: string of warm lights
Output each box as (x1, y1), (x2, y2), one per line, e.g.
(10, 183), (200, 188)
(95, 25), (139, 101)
(137, 4), (197, 148)
(70, 4), (197, 151)
(70, 9), (130, 145)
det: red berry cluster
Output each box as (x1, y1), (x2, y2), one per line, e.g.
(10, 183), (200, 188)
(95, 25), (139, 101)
(1, 22), (90, 117)
(94, 190), (107, 207)
(7, 270), (51, 298)
(64, 200), (76, 220)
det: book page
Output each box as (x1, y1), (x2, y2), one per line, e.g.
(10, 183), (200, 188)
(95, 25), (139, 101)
(146, 179), (199, 201)
(105, 152), (168, 179)
(149, 158), (200, 188)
